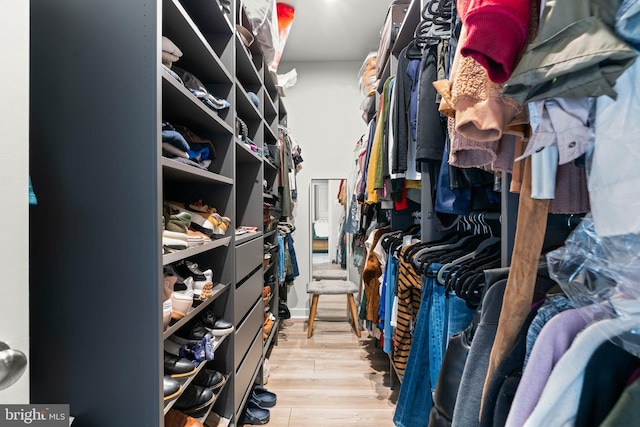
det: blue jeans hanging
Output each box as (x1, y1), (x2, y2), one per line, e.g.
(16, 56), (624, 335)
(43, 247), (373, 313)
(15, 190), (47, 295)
(394, 263), (476, 427)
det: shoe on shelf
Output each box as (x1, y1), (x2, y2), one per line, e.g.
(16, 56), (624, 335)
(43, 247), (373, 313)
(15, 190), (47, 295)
(163, 299), (173, 331)
(168, 201), (227, 239)
(165, 409), (204, 427)
(202, 411), (224, 427)
(163, 233), (188, 251)
(194, 282), (214, 301)
(264, 313), (274, 334)
(163, 212), (191, 249)
(188, 199), (217, 214)
(187, 229), (206, 246)
(173, 260), (214, 299)
(174, 384), (216, 417)
(172, 321), (211, 344)
(278, 302), (291, 320)
(262, 359), (270, 385)
(239, 399), (270, 425)
(164, 376), (182, 401)
(251, 385), (276, 408)
(164, 352), (197, 378)
(164, 264), (195, 295)
(192, 365), (226, 392)
(199, 310), (234, 337)
(263, 316), (274, 340)
(166, 211), (192, 233)
(264, 274), (276, 287)
(171, 291), (194, 321)
(163, 274), (178, 302)
(189, 228), (212, 244)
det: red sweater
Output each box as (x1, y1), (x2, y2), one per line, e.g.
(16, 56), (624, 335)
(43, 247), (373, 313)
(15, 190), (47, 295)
(457, 0), (531, 83)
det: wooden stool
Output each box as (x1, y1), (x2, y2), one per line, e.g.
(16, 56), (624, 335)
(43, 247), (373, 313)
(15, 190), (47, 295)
(306, 280), (361, 338)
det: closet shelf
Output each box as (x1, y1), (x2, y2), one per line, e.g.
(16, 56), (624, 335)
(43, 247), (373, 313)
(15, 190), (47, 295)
(263, 230), (276, 239)
(162, 157), (234, 185)
(262, 92), (277, 121)
(163, 282), (232, 340)
(236, 139), (263, 163)
(391, 0), (421, 55)
(164, 333), (231, 414)
(163, 237), (232, 266)
(180, 0), (234, 37)
(162, 71), (234, 135)
(263, 158), (277, 171)
(263, 121), (278, 144)
(235, 35), (263, 90)
(264, 69), (279, 101)
(195, 376), (231, 423)
(263, 192), (278, 201)
(263, 260), (277, 273)
(377, 60), (391, 93)
(263, 292), (276, 310)
(236, 80), (263, 122)
(164, 0), (234, 85)
(235, 231), (263, 246)
(278, 100), (287, 119)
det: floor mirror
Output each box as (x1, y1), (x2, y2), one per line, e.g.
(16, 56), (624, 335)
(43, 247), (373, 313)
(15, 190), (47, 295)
(309, 179), (349, 282)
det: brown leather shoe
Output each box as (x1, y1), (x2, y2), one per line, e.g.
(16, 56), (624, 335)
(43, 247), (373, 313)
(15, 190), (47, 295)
(165, 409), (203, 427)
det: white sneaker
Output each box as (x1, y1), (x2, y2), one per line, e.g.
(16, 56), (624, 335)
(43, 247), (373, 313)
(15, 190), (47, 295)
(162, 234), (188, 250)
(263, 358), (270, 384)
(163, 299), (172, 331)
(171, 292), (193, 320)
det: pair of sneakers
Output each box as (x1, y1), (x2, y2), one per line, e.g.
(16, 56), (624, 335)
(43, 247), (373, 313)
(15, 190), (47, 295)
(163, 272), (195, 325)
(240, 386), (277, 425)
(168, 200), (230, 239)
(163, 202), (212, 251)
(167, 260), (215, 301)
(263, 312), (275, 340)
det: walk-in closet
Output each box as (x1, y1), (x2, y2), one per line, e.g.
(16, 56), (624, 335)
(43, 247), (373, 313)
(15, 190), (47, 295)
(3, 0), (640, 426)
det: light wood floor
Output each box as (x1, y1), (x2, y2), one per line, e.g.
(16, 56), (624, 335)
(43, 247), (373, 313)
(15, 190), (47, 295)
(264, 295), (398, 427)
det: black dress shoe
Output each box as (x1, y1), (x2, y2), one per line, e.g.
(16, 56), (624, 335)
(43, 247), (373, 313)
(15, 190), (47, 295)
(173, 321), (210, 344)
(164, 376), (182, 401)
(193, 366), (226, 391)
(199, 311), (234, 336)
(240, 399), (270, 425)
(173, 260), (214, 284)
(164, 352), (197, 378)
(174, 384), (215, 417)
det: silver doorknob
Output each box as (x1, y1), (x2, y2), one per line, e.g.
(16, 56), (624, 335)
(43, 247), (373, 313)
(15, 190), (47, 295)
(0, 341), (27, 391)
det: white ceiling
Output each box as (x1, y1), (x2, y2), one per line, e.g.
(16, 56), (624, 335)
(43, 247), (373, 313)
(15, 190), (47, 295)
(279, 0), (392, 63)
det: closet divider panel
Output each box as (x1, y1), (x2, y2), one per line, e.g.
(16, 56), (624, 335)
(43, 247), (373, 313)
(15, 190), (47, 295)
(30, 0), (164, 425)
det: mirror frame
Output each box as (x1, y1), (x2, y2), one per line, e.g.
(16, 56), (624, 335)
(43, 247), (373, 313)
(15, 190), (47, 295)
(309, 178), (350, 283)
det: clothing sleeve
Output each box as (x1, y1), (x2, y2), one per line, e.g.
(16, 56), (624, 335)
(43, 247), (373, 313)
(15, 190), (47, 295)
(394, 47), (411, 174)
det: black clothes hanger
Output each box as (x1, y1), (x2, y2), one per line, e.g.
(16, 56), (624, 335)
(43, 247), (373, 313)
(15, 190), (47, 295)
(415, 0), (454, 49)
(447, 248), (501, 297)
(436, 236), (501, 285)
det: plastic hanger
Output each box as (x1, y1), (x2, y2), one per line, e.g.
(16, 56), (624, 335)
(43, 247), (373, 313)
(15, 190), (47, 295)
(412, 233), (476, 268)
(436, 236), (501, 285)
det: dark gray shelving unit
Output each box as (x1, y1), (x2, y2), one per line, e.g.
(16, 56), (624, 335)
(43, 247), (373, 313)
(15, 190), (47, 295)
(29, 0), (286, 425)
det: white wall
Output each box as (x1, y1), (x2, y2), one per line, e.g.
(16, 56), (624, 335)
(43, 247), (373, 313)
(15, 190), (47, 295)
(0, 2), (30, 402)
(278, 61), (367, 318)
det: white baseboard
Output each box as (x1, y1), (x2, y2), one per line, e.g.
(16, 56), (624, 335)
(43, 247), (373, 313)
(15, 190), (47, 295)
(289, 307), (308, 319)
